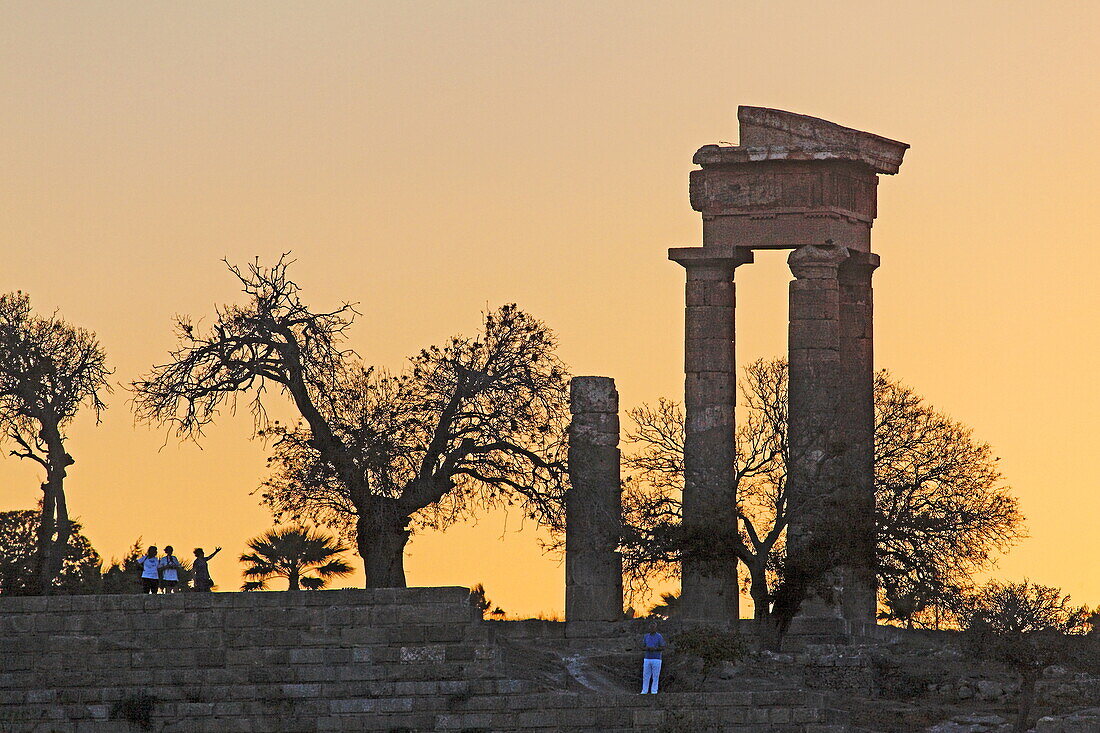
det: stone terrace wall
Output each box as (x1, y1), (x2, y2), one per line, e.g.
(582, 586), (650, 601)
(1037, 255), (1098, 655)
(0, 587), (505, 732)
(0, 589), (853, 732)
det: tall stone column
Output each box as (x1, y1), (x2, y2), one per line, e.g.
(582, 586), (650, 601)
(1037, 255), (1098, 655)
(668, 248), (752, 624)
(566, 376), (623, 623)
(837, 252), (879, 620)
(785, 242), (851, 617)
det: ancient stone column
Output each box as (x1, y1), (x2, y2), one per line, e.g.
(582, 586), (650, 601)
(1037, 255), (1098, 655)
(566, 376), (623, 623)
(786, 242), (876, 621)
(837, 251), (880, 620)
(668, 248), (753, 625)
(672, 106), (908, 631)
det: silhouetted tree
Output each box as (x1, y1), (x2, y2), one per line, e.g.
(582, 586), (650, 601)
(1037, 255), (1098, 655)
(98, 538), (146, 594)
(960, 581), (1092, 732)
(0, 508), (102, 594)
(622, 359), (797, 645)
(647, 591), (681, 619)
(260, 306), (569, 587)
(0, 293), (111, 594)
(470, 583), (494, 619)
(239, 525), (353, 591)
(874, 374), (1024, 627)
(622, 359), (1024, 644)
(132, 258), (568, 587)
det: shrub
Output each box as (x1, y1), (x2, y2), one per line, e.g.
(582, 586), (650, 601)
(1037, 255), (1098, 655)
(672, 627), (746, 669)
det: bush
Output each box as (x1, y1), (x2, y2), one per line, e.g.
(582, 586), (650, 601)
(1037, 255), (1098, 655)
(872, 651), (947, 700)
(672, 627), (747, 670)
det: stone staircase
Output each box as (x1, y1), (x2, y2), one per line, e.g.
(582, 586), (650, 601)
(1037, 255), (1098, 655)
(0, 588), (857, 732)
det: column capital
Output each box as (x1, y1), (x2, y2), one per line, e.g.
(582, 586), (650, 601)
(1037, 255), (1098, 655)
(669, 246), (754, 272)
(838, 250), (881, 285)
(788, 241), (849, 280)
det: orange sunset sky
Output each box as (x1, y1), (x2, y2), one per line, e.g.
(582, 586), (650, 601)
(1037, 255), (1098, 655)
(2, 2), (1098, 616)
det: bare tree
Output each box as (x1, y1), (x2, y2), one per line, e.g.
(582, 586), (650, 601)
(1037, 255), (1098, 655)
(623, 359), (789, 644)
(260, 304), (570, 586)
(0, 292), (111, 594)
(621, 359), (1024, 642)
(132, 257), (569, 587)
(960, 580), (1092, 732)
(874, 373), (1024, 627)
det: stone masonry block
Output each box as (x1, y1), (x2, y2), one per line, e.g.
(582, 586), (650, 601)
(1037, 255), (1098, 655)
(685, 305), (734, 339)
(565, 584), (622, 623)
(789, 320), (841, 350)
(566, 551), (622, 583)
(685, 338), (734, 370)
(567, 446), (620, 485)
(633, 709), (666, 726)
(684, 403), (733, 434)
(790, 287), (840, 319)
(569, 376), (618, 414)
(684, 372), (735, 406)
(685, 278), (734, 307)
(790, 277), (840, 294)
(770, 707), (792, 723)
(719, 707), (747, 724)
(399, 645), (445, 663)
(402, 586), (472, 604)
(569, 414), (620, 446)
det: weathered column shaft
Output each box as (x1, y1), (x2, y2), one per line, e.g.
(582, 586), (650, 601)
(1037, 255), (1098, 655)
(566, 376), (623, 623)
(837, 253), (879, 620)
(671, 250), (751, 624)
(786, 243), (850, 614)
(787, 243), (879, 622)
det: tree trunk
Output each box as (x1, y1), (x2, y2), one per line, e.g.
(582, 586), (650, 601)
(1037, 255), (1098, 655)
(35, 420), (74, 595)
(1014, 673), (1038, 733)
(288, 570), (300, 591)
(32, 483), (56, 596)
(357, 502), (410, 588)
(748, 562), (778, 651)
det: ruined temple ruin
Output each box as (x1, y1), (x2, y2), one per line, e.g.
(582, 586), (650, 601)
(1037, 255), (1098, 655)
(669, 106), (909, 624)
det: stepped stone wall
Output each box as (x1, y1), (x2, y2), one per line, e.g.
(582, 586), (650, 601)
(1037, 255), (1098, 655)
(1, 589), (852, 732)
(0, 587), (502, 732)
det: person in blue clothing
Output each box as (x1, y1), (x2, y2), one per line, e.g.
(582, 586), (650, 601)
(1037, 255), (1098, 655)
(640, 620), (665, 694)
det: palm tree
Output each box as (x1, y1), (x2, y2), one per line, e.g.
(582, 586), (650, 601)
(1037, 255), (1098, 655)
(648, 592), (680, 619)
(239, 526), (353, 591)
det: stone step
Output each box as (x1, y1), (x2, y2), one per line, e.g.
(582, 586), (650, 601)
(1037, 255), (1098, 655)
(1, 690), (851, 732)
(0, 590), (856, 732)
(4, 716), (853, 732)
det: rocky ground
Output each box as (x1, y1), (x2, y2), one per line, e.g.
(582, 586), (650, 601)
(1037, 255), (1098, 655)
(489, 624), (1100, 732)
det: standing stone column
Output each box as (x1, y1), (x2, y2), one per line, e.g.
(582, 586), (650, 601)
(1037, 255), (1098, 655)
(786, 242), (851, 618)
(837, 252), (880, 621)
(566, 377), (623, 623)
(668, 248), (753, 624)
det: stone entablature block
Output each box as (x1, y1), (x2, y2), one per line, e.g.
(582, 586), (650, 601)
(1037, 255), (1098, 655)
(687, 106), (908, 253)
(735, 106), (909, 175)
(690, 161), (879, 225)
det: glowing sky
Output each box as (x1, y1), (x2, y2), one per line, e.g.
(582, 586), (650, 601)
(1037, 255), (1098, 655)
(2, 1), (1098, 615)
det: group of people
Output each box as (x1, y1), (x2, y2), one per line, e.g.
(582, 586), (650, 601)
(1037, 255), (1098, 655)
(136, 545), (222, 593)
